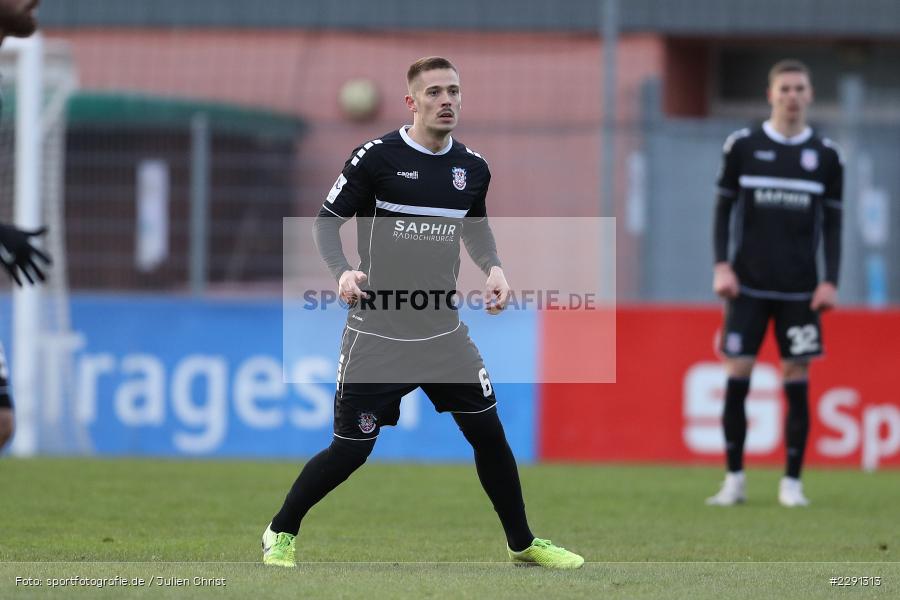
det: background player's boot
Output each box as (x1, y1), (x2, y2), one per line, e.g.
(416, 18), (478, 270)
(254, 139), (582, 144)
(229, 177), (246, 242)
(705, 471), (746, 506)
(262, 523), (296, 567)
(508, 538), (584, 569)
(778, 476), (810, 507)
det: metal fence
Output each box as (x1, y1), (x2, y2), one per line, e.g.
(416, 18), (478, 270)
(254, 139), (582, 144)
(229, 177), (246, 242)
(0, 11), (897, 306)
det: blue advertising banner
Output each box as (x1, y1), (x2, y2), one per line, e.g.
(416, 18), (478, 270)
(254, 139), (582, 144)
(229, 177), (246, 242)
(13, 296), (537, 461)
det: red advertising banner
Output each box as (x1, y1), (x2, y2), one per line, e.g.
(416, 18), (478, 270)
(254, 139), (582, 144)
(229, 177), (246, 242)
(539, 307), (900, 469)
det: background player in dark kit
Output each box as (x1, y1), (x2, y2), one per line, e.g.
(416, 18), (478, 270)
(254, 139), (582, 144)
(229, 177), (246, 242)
(262, 57), (584, 569)
(707, 60), (843, 507)
(0, 0), (53, 452)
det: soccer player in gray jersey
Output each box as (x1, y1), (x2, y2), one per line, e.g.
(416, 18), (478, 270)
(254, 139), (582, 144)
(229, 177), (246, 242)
(707, 60), (843, 507)
(0, 0), (52, 451)
(262, 57), (583, 569)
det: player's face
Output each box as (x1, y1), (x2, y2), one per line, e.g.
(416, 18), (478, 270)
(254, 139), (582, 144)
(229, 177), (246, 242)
(406, 68), (461, 133)
(0, 0), (39, 37)
(767, 71), (813, 124)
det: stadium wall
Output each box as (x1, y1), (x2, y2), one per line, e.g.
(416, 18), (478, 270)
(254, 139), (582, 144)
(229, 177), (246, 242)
(42, 29), (661, 298)
(42, 28), (664, 219)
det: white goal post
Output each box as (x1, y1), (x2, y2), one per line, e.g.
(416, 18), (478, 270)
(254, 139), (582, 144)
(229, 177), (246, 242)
(2, 34), (85, 456)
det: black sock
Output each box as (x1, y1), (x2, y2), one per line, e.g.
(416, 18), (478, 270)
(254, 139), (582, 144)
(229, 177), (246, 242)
(784, 380), (810, 479)
(271, 436), (376, 536)
(723, 377), (750, 473)
(453, 407), (534, 552)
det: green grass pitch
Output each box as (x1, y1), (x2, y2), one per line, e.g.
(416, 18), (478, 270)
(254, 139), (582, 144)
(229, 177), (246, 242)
(1, 458), (897, 599)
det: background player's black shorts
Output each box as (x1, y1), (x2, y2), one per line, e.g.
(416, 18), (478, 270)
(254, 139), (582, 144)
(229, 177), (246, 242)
(720, 293), (823, 360)
(332, 322), (496, 440)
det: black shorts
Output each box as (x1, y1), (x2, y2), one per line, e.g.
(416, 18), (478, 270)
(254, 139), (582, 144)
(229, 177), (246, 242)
(720, 293), (823, 360)
(333, 322), (496, 440)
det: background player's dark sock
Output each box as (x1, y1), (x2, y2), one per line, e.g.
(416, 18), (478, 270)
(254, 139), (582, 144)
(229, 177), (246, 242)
(271, 436), (376, 535)
(453, 407), (534, 552)
(723, 377), (750, 472)
(784, 380), (810, 479)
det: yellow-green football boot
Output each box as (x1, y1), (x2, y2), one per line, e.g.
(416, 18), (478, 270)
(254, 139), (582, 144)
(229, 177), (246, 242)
(508, 538), (584, 569)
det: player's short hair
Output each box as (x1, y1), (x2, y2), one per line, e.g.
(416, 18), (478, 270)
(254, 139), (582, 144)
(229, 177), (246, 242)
(407, 56), (458, 89)
(768, 59), (811, 86)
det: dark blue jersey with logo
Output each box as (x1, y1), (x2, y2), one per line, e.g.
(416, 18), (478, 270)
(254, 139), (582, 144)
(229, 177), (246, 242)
(316, 126), (496, 339)
(715, 121), (843, 296)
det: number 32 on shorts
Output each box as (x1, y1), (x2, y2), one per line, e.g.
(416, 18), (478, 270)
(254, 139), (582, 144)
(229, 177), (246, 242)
(478, 367), (493, 397)
(787, 324), (819, 355)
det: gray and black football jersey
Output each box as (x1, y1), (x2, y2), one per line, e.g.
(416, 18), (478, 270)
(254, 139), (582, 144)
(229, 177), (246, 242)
(717, 121), (844, 296)
(318, 126), (492, 339)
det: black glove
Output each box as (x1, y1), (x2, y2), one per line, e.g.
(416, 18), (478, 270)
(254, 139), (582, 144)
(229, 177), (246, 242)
(0, 223), (52, 286)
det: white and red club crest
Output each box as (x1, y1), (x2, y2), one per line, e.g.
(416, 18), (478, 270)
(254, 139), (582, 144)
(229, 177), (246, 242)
(800, 148), (818, 171)
(451, 167), (467, 191)
(358, 412), (377, 434)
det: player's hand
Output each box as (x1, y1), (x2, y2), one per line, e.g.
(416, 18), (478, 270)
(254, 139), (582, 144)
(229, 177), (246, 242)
(484, 266), (509, 315)
(811, 281), (837, 312)
(338, 270), (367, 305)
(0, 224), (52, 287)
(713, 262), (739, 300)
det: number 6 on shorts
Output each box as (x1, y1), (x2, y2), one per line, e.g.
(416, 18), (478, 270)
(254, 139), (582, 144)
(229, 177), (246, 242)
(478, 367), (493, 397)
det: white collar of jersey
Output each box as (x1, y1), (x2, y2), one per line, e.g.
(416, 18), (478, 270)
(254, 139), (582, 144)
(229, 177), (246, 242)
(399, 126), (453, 155)
(762, 120), (812, 146)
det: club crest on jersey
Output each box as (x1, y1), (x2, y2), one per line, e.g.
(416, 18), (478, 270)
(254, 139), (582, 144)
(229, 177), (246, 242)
(801, 148), (818, 171)
(358, 412), (377, 434)
(451, 167), (467, 191)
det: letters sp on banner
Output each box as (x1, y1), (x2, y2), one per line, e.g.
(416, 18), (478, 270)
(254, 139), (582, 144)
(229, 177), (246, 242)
(683, 362), (900, 470)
